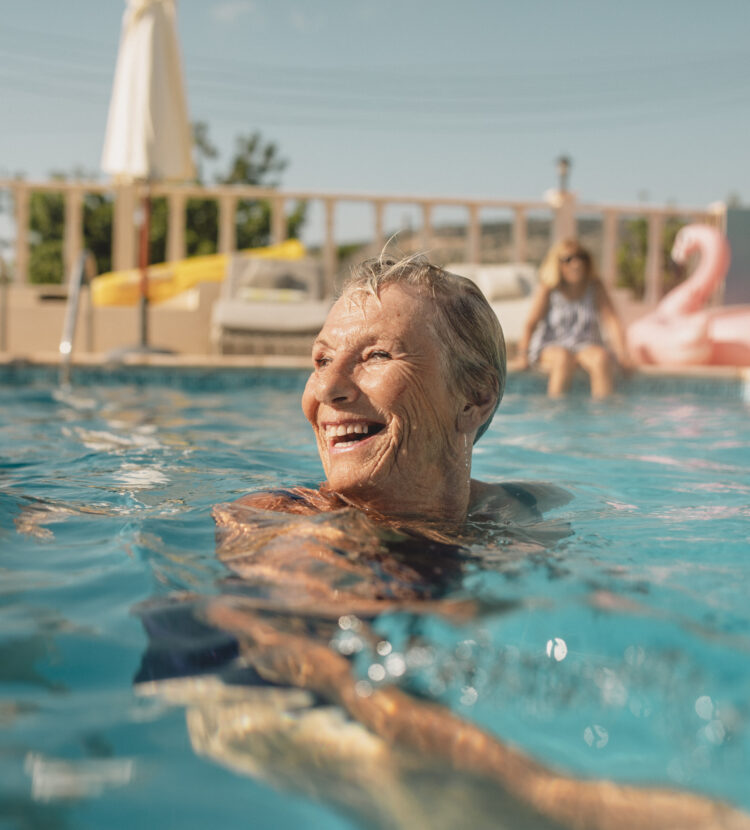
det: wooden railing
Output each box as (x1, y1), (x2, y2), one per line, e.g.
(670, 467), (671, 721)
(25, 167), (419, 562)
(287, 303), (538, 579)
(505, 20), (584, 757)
(1, 178), (723, 302)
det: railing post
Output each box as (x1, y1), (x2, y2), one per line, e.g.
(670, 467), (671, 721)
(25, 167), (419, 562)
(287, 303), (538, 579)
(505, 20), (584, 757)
(323, 198), (337, 297)
(601, 209), (618, 289)
(553, 191), (577, 242)
(467, 203), (480, 262)
(708, 201), (727, 232)
(0, 258), (7, 350)
(167, 190), (187, 262)
(271, 195), (286, 246)
(218, 194), (237, 255)
(64, 187), (84, 281)
(373, 200), (385, 252)
(12, 182), (30, 283)
(420, 202), (433, 252)
(112, 183), (137, 271)
(512, 206), (527, 262)
(644, 212), (665, 306)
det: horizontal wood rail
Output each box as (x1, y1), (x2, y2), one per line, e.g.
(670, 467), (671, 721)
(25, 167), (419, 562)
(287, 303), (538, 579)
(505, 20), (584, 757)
(1, 178), (723, 303)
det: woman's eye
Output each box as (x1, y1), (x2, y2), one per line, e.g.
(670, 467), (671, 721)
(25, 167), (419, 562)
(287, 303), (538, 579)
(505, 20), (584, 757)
(314, 355), (331, 368)
(367, 350), (391, 361)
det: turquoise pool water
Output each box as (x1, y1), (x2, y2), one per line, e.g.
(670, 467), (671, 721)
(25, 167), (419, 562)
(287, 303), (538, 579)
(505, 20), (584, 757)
(1, 367), (748, 829)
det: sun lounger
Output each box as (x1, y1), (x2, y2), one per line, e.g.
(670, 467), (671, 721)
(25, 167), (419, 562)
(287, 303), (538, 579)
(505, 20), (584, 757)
(446, 262), (538, 344)
(211, 254), (332, 355)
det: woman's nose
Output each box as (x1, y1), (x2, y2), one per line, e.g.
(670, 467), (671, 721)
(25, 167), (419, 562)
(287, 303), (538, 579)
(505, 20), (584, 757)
(316, 358), (358, 405)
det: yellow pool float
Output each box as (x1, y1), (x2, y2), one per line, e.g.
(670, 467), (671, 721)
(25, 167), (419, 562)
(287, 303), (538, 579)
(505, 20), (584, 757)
(91, 239), (306, 307)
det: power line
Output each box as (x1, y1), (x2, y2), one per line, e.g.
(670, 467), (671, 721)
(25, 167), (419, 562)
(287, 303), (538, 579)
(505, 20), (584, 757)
(0, 21), (747, 136)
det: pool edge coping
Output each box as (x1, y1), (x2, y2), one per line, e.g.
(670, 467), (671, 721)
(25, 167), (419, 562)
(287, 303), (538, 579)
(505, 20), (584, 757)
(2, 352), (750, 382)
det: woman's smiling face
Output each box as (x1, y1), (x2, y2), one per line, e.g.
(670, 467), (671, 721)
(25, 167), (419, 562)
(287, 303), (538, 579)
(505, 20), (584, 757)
(302, 283), (467, 514)
(558, 248), (589, 286)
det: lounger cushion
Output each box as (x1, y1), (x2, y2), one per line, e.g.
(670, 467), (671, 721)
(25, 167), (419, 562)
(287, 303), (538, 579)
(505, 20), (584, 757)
(211, 299), (332, 333)
(446, 263), (537, 301)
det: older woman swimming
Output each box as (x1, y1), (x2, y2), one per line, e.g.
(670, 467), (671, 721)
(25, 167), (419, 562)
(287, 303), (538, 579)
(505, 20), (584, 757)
(194, 255), (750, 830)
(226, 253), (551, 532)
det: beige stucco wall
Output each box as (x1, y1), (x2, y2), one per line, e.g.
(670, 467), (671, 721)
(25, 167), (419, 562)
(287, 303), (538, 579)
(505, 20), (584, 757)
(0, 280), (647, 360)
(2, 282), (222, 357)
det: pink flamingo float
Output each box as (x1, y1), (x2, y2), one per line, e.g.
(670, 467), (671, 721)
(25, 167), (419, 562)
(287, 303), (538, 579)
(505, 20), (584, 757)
(627, 223), (750, 366)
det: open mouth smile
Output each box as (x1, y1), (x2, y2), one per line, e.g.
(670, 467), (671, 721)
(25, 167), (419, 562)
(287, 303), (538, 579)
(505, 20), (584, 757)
(323, 421), (386, 451)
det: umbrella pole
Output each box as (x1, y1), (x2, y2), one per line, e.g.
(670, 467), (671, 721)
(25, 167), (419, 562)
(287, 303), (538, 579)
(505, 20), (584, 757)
(138, 190), (151, 348)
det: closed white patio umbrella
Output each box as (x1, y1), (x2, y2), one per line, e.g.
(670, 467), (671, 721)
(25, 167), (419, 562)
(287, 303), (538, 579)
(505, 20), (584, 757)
(102, 0), (195, 351)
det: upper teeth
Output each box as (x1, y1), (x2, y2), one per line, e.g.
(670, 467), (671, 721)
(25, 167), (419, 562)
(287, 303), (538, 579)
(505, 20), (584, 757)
(325, 423), (371, 438)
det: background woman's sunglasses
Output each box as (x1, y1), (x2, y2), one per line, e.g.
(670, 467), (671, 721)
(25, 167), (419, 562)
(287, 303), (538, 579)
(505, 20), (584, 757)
(559, 253), (586, 264)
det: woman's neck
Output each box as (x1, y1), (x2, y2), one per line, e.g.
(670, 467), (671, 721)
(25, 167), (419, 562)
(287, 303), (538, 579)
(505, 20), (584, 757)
(558, 277), (590, 300)
(325, 473), (473, 527)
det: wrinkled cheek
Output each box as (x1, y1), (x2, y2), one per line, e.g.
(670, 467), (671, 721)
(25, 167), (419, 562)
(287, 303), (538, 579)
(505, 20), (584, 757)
(369, 419), (402, 478)
(403, 415), (447, 467)
(316, 435), (330, 475)
(398, 391), (453, 459)
(301, 376), (318, 426)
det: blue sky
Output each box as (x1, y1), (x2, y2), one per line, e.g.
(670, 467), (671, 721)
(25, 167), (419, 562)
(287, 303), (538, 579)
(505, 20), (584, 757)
(2, 0), (749, 242)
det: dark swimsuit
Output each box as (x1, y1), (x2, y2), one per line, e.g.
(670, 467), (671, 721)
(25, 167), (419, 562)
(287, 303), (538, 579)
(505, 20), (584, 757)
(134, 483), (543, 685)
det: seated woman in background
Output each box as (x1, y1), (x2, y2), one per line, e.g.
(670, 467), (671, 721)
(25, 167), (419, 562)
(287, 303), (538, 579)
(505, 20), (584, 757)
(191, 254), (748, 830)
(513, 239), (632, 398)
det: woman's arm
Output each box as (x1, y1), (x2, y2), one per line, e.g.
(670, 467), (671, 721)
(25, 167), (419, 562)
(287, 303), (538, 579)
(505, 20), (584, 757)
(206, 599), (750, 830)
(596, 282), (633, 368)
(510, 285), (550, 370)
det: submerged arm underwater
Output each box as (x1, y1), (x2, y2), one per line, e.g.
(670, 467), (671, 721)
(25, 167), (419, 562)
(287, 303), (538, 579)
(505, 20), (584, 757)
(141, 493), (750, 830)
(204, 597), (749, 830)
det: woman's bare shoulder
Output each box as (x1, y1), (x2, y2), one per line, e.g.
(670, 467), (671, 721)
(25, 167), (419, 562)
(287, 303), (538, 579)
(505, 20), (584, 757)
(227, 486), (336, 516)
(211, 486), (338, 549)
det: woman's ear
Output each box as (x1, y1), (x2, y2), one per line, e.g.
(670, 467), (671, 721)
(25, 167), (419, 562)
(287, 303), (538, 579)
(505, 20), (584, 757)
(457, 389), (497, 436)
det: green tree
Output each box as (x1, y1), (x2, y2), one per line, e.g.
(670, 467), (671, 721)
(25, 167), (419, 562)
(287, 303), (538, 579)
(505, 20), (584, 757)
(84, 193), (113, 275)
(25, 125), (306, 283)
(183, 128), (305, 257)
(616, 216), (684, 299)
(29, 177), (64, 284)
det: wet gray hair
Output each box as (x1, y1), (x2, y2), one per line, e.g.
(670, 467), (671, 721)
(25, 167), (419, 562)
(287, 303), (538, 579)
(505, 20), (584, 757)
(341, 253), (506, 443)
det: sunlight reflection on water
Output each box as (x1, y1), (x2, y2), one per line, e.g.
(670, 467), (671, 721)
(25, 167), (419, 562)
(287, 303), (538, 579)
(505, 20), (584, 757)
(1, 379), (749, 828)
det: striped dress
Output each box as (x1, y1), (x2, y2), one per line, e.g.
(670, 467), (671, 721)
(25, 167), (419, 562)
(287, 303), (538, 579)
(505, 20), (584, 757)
(528, 282), (604, 364)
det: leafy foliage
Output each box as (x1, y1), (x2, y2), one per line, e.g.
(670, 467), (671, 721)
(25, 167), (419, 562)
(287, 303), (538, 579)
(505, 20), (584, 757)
(616, 216), (684, 299)
(26, 125), (305, 283)
(29, 182), (64, 284)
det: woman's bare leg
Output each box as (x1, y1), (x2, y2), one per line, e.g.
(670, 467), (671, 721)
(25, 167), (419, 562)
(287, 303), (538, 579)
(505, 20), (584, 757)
(575, 345), (614, 399)
(539, 346), (577, 398)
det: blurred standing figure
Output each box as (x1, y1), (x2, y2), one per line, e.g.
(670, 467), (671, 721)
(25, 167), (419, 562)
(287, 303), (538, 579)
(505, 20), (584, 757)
(513, 239), (631, 398)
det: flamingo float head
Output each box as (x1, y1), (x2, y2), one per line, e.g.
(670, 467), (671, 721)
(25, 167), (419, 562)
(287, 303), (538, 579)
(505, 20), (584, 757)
(670, 224), (730, 268)
(657, 224), (731, 319)
(628, 223), (750, 367)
